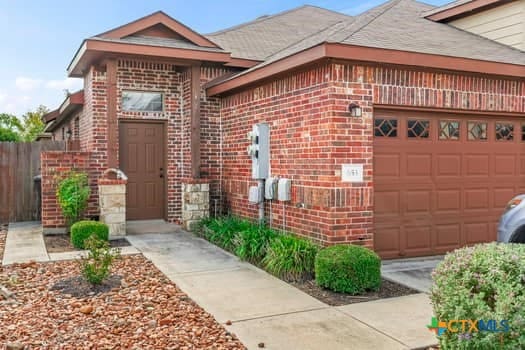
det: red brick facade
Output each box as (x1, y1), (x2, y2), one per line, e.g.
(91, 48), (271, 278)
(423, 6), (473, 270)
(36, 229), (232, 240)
(218, 62), (525, 247)
(42, 53), (525, 248)
(41, 151), (96, 230)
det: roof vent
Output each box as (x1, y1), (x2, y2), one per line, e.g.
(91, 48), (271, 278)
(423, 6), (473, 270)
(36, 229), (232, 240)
(256, 15), (270, 20)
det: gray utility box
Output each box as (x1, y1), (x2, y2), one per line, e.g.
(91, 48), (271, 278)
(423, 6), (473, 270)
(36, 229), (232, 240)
(247, 123), (270, 179)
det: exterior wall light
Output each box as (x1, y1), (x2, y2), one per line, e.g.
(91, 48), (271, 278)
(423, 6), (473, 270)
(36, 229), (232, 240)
(66, 129), (72, 139)
(348, 103), (362, 118)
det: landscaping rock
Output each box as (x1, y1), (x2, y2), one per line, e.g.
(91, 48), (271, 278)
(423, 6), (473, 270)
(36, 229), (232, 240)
(5, 342), (25, 350)
(0, 255), (245, 349)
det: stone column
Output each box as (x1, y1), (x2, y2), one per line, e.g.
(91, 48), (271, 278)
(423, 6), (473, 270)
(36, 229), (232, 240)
(98, 178), (127, 239)
(182, 180), (210, 231)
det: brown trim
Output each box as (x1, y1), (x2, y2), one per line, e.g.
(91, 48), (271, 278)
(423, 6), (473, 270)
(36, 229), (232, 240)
(45, 90), (85, 132)
(98, 11), (219, 48)
(106, 59), (118, 169)
(190, 64), (201, 179)
(69, 39), (233, 77)
(374, 104), (525, 118)
(425, 0), (515, 22)
(207, 44), (327, 95)
(224, 57), (261, 68)
(207, 42), (525, 96)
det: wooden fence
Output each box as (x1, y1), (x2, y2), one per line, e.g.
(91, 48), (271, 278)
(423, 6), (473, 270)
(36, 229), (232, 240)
(0, 141), (66, 223)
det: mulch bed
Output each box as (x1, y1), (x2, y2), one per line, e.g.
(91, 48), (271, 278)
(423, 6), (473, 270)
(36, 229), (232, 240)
(290, 277), (418, 306)
(0, 255), (245, 349)
(44, 234), (130, 253)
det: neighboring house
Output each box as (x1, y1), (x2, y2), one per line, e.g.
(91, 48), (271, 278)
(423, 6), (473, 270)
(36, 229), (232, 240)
(42, 0), (525, 259)
(425, 0), (525, 50)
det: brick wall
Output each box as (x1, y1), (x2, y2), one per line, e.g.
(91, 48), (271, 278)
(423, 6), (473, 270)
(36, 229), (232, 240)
(218, 61), (525, 247)
(41, 151), (96, 231)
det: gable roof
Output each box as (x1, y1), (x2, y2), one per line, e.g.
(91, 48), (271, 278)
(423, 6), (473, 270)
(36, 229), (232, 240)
(205, 5), (351, 60)
(96, 11), (219, 48)
(208, 0), (525, 95)
(423, 0), (516, 21)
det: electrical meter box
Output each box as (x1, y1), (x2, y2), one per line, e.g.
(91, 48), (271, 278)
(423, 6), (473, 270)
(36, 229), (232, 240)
(248, 185), (262, 204)
(265, 177), (278, 200)
(246, 123), (270, 179)
(277, 178), (291, 201)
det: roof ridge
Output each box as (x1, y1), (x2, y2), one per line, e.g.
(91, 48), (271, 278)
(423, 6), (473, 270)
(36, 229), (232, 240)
(336, 0), (404, 43)
(205, 5), (350, 36)
(261, 20), (349, 60)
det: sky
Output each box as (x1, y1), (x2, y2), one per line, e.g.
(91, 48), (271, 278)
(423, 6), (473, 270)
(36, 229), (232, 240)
(0, 0), (449, 117)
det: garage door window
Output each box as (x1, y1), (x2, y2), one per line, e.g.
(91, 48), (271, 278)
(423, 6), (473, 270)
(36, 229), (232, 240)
(407, 120), (429, 138)
(495, 123), (514, 141)
(522, 125), (525, 141)
(467, 121), (487, 141)
(374, 119), (397, 137)
(439, 121), (460, 140)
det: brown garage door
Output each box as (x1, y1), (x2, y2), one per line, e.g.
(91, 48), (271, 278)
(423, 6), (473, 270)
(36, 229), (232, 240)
(119, 121), (165, 220)
(374, 109), (525, 258)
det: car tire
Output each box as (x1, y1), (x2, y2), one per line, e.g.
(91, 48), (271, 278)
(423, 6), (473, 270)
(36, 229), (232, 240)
(510, 227), (525, 243)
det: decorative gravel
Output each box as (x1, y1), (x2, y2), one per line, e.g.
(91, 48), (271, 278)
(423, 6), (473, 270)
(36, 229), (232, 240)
(0, 255), (245, 349)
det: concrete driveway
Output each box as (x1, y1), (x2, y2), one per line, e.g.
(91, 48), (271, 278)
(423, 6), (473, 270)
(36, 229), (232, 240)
(382, 256), (443, 293)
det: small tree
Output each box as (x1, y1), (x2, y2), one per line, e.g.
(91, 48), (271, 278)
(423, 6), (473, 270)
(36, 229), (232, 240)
(56, 171), (90, 229)
(79, 236), (120, 285)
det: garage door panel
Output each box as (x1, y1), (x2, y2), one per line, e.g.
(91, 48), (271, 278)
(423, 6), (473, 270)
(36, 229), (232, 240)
(465, 154), (489, 176)
(437, 155), (461, 176)
(494, 155), (516, 176)
(465, 189), (489, 210)
(405, 190), (431, 213)
(404, 225), (432, 253)
(435, 224), (461, 248)
(436, 190), (461, 212)
(374, 110), (519, 258)
(406, 154), (432, 177)
(494, 188), (516, 208)
(375, 190), (400, 216)
(375, 227), (401, 257)
(465, 222), (490, 245)
(374, 154), (400, 177)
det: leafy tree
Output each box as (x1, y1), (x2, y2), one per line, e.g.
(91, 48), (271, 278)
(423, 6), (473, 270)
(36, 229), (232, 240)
(0, 113), (22, 142)
(20, 105), (48, 141)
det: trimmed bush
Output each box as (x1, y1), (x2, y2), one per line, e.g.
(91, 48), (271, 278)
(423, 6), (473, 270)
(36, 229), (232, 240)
(430, 243), (525, 349)
(234, 225), (276, 263)
(71, 221), (109, 249)
(315, 245), (381, 294)
(263, 234), (319, 281)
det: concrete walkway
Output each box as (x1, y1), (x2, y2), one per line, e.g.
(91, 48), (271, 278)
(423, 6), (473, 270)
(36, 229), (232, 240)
(382, 256), (443, 293)
(126, 223), (438, 350)
(2, 222), (139, 265)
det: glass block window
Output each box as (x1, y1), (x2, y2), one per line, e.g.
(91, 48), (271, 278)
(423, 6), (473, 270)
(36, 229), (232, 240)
(439, 121), (460, 140)
(407, 120), (430, 138)
(495, 123), (514, 141)
(467, 122), (487, 141)
(374, 119), (398, 137)
(122, 91), (163, 112)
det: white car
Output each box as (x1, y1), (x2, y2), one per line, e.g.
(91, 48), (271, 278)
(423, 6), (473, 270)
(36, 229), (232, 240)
(498, 195), (525, 243)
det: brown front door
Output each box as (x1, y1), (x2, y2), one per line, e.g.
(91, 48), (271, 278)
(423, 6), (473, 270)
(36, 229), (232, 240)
(374, 109), (525, 258)
(119, 121), (165, 220)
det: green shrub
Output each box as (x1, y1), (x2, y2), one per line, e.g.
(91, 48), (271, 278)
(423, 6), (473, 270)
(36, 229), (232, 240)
(430, 243), (525, 349)
(71, 221), (109, 249)
(234, 225), (277, 263)
(315, 245), (381, 294)
(79, 235), (120, 285)
(263, 234), (319, 281)
(203, 216), (251, 252)
(56, 171), (90, 228)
